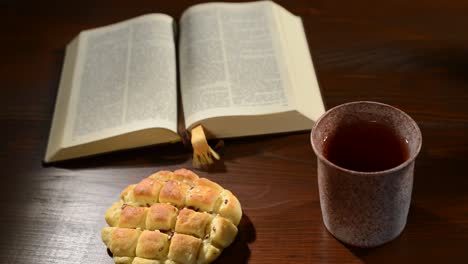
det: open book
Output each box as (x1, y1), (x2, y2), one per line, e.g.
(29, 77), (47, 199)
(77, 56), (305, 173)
(45, 1), (325, 163)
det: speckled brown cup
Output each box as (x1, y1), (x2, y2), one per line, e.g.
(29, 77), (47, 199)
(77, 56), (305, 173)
(311, 101), (422, 248)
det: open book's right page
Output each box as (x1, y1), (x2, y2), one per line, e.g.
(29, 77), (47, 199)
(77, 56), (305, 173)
(179, 1), (324, 137)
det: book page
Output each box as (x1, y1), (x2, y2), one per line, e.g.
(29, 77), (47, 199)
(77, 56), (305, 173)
(272, 4), (325, 121)
(179, 1), (295, 129)
(64, 14), (178, 146)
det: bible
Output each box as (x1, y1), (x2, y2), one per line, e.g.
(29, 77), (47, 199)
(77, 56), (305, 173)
(45, 1), (325, 163)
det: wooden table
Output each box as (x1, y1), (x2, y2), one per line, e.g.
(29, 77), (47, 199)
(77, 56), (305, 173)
(1, 0), (467, 263)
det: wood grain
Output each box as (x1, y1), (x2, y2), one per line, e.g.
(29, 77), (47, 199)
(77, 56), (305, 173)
(1, 0), (468, 263)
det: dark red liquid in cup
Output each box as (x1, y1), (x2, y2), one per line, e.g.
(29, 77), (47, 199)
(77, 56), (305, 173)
(324, 120), (409, 172)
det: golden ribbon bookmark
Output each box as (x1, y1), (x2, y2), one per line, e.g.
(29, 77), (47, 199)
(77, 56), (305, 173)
(190, 125), (220, 167)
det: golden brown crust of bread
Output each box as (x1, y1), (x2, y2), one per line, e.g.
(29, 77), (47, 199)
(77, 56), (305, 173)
(113, 256), (134, 264)
(120, 185), (137, 205)
(197, 241), (221, 264)
(186, 185), (221, 212)
(106, 202), (123, 227)
(103, 169), (242, 264)
(173, 168), (199, 185)
(136, 230), (169, 259)
(159, 180), (190, 207)
(217, 190), (242, 226)
(101, 226), (115, 247)
(167, 233), (201, 264)
(209, 216), (238, 248)
(131, 257), (161, 264)
(148, 171), (174, 182)
(146, 203), (178, 231)
(110, 228), (141, 257)
(195, 178), (223, 192)
(175, 208), (212, 239)
(133, 178), (164, 206)
(119, 206), (148, 229)
(132, 258), (178, 264)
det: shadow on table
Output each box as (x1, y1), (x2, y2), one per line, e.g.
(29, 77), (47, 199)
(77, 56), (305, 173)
(212, 213), (256, 264)
(43, 143), (191, 169)
(194, 131), (310, 174)
(342, 205), (468, 263)
(43, 130), (308, 172)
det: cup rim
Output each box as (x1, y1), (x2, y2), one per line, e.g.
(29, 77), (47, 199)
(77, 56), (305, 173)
(310, 101), (422, 175)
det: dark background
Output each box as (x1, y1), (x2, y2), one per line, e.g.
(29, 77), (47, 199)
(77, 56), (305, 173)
(1, 0), (467, 263)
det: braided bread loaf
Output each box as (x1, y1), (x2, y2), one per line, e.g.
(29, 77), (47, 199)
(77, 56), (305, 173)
(102, 169), (242, 264)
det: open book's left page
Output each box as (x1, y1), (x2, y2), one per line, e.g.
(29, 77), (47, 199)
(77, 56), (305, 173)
(45, 14), (180, 162)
